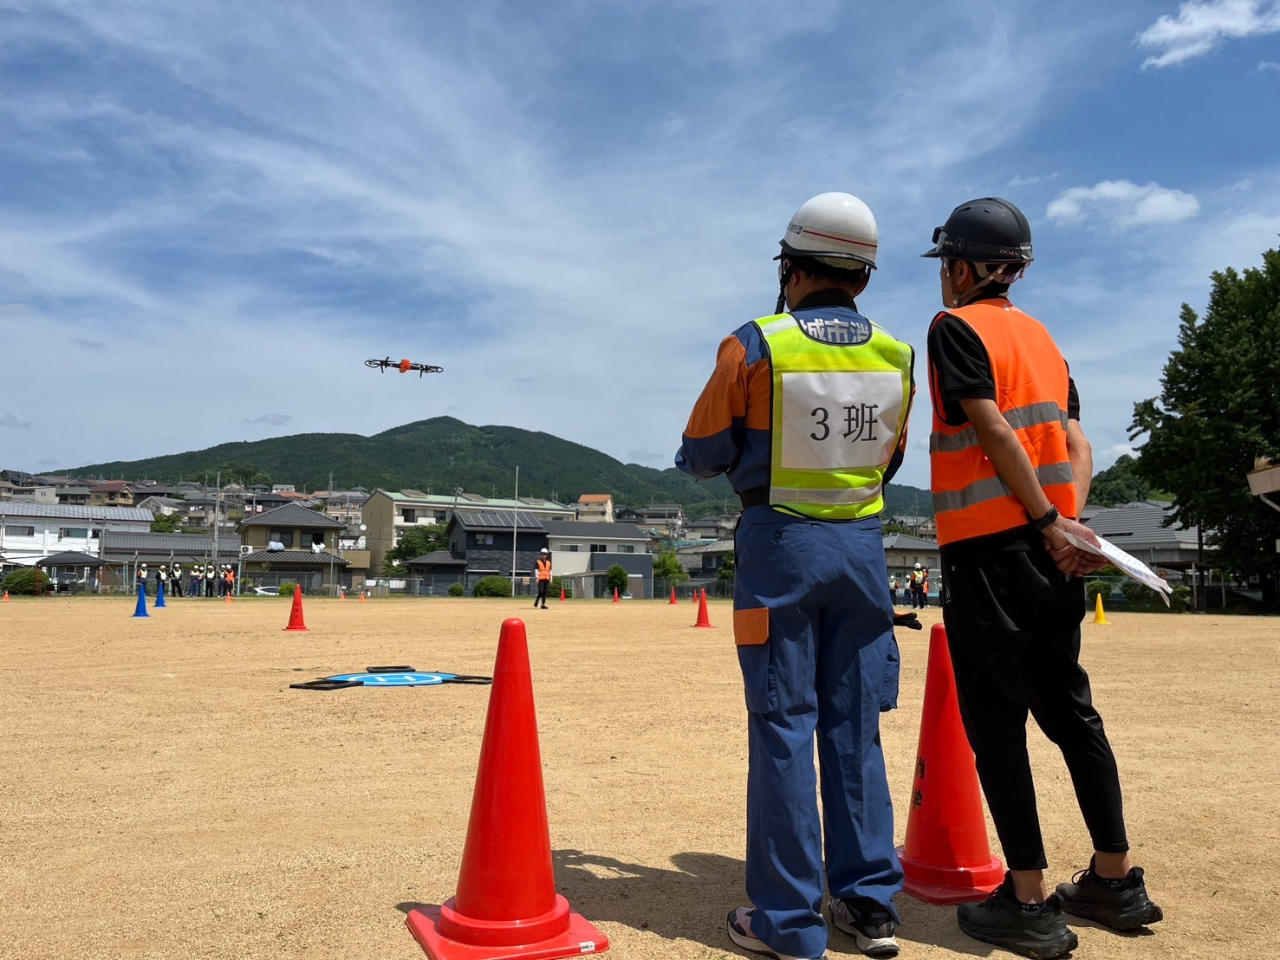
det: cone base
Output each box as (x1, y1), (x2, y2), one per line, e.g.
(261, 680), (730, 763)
(283, 626), (309, 632)
(407, 902), (609, 960)
(897, 846), (1005, 904)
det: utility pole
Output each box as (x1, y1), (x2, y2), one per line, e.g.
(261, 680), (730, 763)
(511, 465), (519, 583)
(212, 470), (221, 578)
(328, 471), (335, 594)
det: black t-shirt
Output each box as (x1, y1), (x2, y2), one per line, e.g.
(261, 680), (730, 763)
(928, 302), (1079, 427)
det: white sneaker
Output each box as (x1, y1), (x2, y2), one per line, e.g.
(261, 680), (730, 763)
(829, 898), (899, 958)
(726, 907), (825, 960)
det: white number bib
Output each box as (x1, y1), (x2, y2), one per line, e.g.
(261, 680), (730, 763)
(779, 371), (904, 471)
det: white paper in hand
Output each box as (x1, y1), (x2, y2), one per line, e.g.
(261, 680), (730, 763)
(1062, 532), (1172, 606)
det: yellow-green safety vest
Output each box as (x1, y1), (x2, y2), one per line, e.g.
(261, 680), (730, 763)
(756, 312), (913, 521)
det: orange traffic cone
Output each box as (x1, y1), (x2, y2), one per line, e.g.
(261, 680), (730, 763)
(224, 592), (232, 603)
(283, 586), (309, 632)
(359, 590), (368, 603)
(693, 589), (714, 628)
(897, 623), (1004, 903)
(612, 587), (620, 603)
(669, 586), (677, 605)
(2, 590), (8, 602)
(406, 619), (609, 960)
(559, 585), (566, 602)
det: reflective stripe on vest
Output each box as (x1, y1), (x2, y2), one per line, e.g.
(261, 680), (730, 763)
(536, 559), (552, 580)
(757, 312), (913, 521)
(928, 300), (1077, 545)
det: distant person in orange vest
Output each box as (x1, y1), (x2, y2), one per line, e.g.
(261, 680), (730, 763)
(924, 197), (1161, 957)
(534, 548), (552, 610)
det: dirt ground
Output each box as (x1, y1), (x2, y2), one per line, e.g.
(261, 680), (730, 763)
(2, 596), (1277, 959)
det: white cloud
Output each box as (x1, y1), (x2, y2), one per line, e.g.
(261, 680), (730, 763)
(1006, 172), (1059, 188)
(1138, 0), (1280, 68)
(1260, 58), (1280, 69)
(243, 414), (293, 426)
(0, 412), (32, 429)
(1046, 180), (1201, 227)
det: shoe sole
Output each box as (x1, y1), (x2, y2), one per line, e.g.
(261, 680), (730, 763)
(1061, 897), (1164, 931)
(726, 910), (823, 960)
(829, 908), (899, 958)
(958, 919), (1079, 959)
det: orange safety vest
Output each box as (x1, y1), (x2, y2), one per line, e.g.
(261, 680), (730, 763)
(928, 300), (1077, 546)
(535, 558), (552, 581)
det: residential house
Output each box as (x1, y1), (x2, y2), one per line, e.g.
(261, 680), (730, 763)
(313, 490), (368, 526)
(237, 503), (366, 593)
(1085, 500), (1210, 573)
(677, 538), (735, 578)
(541, 520), (652, 598)
(55, 485), (92, 506)
(240, 491), (292, 517)
(135, 495), (184, 517)
(639, 503), (685, 539)
(685, 514), (739, 540)
(883, 533), (940, 581)
(89, 482), (136, 508)
(362, 489), (575, 573)
(575, 494), (615, 523)
(889, 515), (938, 539)
(0, 502), (153, 569)
(444, 510), (548, 581)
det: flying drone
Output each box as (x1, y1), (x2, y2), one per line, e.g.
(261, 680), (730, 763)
(365, 357), (444, 377)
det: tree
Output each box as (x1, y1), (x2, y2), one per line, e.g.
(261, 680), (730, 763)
(382, 526), (448, 574)
(1130, 245), (1280, 592)
(1, 568), (51, 595)
(718, 551), (735, 580)
(150, 512), (182, 533)
(1088, 455), (1153, 507)
(652, 549), (689, 584)
(606, 564), (629, 596)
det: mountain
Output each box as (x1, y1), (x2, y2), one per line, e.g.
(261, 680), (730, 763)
(65, 417), (934, 519)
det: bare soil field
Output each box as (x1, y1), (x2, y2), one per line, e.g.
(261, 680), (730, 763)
(2, 596), (1277, 959)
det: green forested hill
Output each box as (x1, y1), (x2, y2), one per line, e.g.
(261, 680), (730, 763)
(67, 417), (933, 519)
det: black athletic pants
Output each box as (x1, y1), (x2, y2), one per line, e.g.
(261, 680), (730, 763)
(941, 534), (1129, 871)
(535, 580), (549, 606)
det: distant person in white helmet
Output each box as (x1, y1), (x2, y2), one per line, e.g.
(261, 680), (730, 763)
(534, 548), (552, 609)
(677, 193), (915, 959)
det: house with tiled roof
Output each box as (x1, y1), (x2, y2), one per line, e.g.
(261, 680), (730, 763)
(237, 502), (369, 593)
(575, 494), (614, 523)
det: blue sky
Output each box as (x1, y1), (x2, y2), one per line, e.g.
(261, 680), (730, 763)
(1, 0), (1278, 491)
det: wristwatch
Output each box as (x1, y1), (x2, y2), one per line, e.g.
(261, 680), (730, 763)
(1032, 505), (1060, 532)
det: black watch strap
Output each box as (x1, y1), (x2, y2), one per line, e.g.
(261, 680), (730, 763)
(1032, 505), (1060, 532)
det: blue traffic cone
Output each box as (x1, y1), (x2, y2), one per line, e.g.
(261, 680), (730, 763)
(155, 581), (167, 608)
(133, 583), (149, 618)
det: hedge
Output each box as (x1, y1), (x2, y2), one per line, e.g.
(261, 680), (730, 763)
(472, 576), (513, 598)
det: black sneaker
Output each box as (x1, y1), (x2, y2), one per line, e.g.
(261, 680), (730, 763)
(830, 897), (899, 957)
(1056, 861), (1163, 931)
(957, 874), (1078, 959)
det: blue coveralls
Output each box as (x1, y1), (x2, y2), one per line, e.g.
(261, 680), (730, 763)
(735, 508), (903, 957)
(677, 293), (908, 959)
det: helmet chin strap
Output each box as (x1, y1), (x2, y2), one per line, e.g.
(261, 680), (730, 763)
(949, 261), (1026, 308)
(775, 257), (793, 314)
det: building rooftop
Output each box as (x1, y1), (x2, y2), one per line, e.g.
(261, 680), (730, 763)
(0, 502), (154, 522)
(404, 551), (467, 566)
(542, 520), (648, 540)
(241, 549), (349, 565)
(379, 489), (572, 511)
(103, 532), (242, 554)
(577, 494), (613, 504)
(450, 510), (546, 531)
(1085, 500), (1204, 549)
(882, 533), (940, 551)
(238, 503), (346, 528)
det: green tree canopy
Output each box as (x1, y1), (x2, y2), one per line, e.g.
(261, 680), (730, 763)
(1088, 455), (1153, 507)
(606, 564), (629, 596)
(652, 548), (689, 584)
(150, 512), (182, 533)
(1130, 245), (1280, 586)
(383, 525), (448, 574)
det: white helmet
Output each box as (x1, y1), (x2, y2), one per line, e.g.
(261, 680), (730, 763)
(540, 548), (549, 554)
(914, 562), (922, 569)
(780, 192), (879, 270)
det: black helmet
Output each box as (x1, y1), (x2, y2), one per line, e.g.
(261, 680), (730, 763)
(921, 197), (1033, 263)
